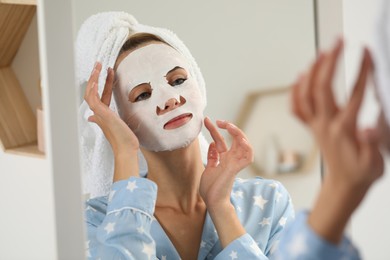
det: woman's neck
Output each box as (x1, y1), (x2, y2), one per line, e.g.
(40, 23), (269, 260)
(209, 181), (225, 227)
(142, 139), (205, 213)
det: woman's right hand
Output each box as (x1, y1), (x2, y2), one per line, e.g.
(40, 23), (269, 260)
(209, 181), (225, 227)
(84, 62), (140, 181)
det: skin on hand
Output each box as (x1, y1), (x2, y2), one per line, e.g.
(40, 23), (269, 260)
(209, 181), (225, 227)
(84, 62), (140, 181)
(377, 110), (390, 150)
(200, 117), (254, 248)
(291, 39), (384, 244)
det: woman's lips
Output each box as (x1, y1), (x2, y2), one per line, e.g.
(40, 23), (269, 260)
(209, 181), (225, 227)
(164, 113), (193, 130)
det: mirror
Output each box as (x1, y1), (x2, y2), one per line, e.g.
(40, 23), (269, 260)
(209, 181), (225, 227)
(72, 0), (320, 258)
(73, 0), (320, 209)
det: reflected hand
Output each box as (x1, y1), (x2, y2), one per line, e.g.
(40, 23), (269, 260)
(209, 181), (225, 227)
(291, 39), (384, 243)
(84, 62), (140, 181)
(291, 39), (383, 190)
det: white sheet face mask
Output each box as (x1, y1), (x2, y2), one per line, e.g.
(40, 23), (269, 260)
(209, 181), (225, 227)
(114, 43), (205, 152)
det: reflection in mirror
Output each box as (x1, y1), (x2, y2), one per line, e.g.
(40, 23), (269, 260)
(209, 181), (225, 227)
(235, 87), (318, 177)
(73, 1), (319, 259)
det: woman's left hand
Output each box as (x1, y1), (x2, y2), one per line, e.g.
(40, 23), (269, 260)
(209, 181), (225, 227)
(199, 117), (253, 247)
(200, 117), (254, 210)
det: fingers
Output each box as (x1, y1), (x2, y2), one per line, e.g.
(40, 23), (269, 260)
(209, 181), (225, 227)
(216, 120), (253, 162)
(291, 74), (306, 123)
(89, 62), (102, 87)
(84, 62), (115, 117)
(297, 59), (319, 121)
(84, 62), (102, 111)
(216, 120), (247, 141)
(314, 39), (343, 119)
(204, 117), (228, 153)
(359, 128), (380, 144)
(292, 52), (325, 123)
(206, 142), (219, 168)
(359, 129), (384, 181)
(291, 39), (343, 125)
(101, 67), (114, 106)
(86, 82), (101, 111)
(343, 48), (373, 128)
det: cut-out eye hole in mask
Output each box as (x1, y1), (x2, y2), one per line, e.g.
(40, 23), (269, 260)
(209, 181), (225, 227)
(114, 43), (205, 152)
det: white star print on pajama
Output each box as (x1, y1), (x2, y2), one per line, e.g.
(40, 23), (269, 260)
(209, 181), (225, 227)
(278, 217), (287, 227)
(137, 225), (145, 234)
(259, 217), (271, 227)
(229, 250), (238, 259)
(142, 242), (154, 260)
(232, 190), (244, 198)
(126, 180), (138, 192)
(104, 222), (115, 234)
(253, 195), (268, 209)
(85, 176), (295, 259)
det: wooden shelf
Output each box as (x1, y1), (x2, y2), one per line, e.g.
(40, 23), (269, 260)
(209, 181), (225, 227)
(6, 141), (44, 158)
(0, 67), (37, 148)
(0, 4), (36, 66)
(0, 3), (43, 158)
(0, 0), (36, 5)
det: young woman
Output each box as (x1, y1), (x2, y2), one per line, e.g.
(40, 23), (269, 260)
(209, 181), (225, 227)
(79, 12), (294, 259)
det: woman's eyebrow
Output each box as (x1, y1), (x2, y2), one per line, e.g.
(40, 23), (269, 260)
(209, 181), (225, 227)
(128, 82), (150, 95)
(165, 66), (184, 77)
(129, 82), (149, 90)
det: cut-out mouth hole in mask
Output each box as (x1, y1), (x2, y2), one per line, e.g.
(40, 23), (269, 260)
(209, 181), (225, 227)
(164, 112), (193, 130)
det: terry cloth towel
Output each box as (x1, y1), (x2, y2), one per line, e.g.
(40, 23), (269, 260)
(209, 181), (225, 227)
(76, 12), (208, 198)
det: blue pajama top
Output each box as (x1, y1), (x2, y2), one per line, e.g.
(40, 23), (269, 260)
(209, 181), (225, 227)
(85, 176), (360, 259)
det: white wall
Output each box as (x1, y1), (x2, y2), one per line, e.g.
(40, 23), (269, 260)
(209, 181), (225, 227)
(342, 1), (390, 259)
(0, 153), (56, 260)
(0, 14), (57, 260)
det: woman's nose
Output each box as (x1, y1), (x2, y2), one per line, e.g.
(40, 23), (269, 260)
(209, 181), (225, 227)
(165, 98), (179, 109)
(156, 96), (186, 115)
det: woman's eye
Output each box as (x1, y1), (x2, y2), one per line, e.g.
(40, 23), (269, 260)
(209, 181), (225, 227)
(170, 78), (187, 86)
(129, 83), (152, 102)
(135, 92), (151, 102)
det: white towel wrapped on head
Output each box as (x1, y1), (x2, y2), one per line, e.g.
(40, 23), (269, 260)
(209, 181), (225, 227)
(76, 11), (208, 198)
